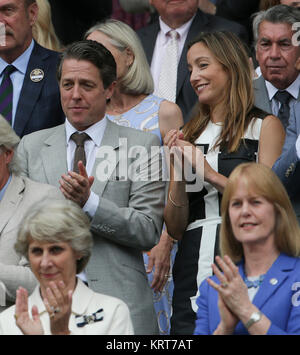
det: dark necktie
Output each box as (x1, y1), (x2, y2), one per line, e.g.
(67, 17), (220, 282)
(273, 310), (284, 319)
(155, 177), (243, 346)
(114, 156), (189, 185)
(274, 90), (292, 129)
(71, 132), (91, 173)
(0, 65), (16, 124)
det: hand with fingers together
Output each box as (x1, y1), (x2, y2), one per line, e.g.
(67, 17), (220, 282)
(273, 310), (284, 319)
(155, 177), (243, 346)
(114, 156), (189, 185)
(59, 161), (94, 207)
(14, 281), (73, 335)
(207, 255), (255, 334)
(42, 281), (73, 335)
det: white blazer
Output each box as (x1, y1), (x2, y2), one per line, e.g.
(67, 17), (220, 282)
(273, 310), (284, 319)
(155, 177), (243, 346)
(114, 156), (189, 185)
(0, 278), (134, 335)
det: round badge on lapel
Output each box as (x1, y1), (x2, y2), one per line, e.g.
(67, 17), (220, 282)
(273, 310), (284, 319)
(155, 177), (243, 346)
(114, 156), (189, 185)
(30, 68), (44, 82)
(270, 278), (278, 286)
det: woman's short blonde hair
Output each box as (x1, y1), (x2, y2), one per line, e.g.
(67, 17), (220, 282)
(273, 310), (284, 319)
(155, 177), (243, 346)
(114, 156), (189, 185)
(220, 163), (300, 262)
(15, 199), (93, 274)
(85, 19), (154, 95)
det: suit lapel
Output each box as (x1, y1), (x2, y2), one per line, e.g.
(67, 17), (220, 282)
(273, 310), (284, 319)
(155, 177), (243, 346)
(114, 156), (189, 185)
(0, 175), (24, 234)
(142, 22), (160, 65)
(251, 254), (295, 309)
(91, 119), (121, 197)
(14, 42), (50, 136)
(40, 125), (68, 187)
(253, 76), (272, 114)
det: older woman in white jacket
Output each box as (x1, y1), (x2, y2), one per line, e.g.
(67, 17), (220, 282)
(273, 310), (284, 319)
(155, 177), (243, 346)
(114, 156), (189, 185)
(0, 199), (133, 335)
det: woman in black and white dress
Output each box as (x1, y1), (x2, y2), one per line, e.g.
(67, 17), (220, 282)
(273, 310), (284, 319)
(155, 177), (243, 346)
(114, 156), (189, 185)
(163, 31), (285, 335)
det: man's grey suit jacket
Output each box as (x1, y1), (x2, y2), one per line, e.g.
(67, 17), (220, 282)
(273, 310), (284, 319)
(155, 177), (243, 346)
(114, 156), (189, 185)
(17, 119), (165, 334)
(273, 102), (300, 222)
(254, 75), (300, 115)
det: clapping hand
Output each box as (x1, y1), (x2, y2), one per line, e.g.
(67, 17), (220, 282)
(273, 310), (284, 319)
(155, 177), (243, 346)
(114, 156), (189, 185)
(60, 161), (94, 207)
(207, 256), (251, 334)
(43, 280), (73, 335)
(15, 287), (44, 335)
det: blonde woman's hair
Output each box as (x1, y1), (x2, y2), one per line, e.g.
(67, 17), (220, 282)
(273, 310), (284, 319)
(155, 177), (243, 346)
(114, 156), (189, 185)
(85, 19), (154, 95)
(32, 0), (62, 51)
(15, 199), (93, 274)
(183, 31), (255, 153)
(220, 163), (300, 262)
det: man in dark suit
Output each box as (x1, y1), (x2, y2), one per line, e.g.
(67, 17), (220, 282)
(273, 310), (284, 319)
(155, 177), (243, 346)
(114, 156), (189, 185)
(137, 0), (248, 122)
(253, 5), (300, 129)
(0, 0), (65, 137)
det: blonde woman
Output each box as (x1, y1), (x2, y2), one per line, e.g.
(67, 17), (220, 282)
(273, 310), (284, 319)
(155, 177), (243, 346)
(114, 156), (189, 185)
(163, 31), (285, 334)
(195, 163), (300, 335)
(32, 0), (62, 51)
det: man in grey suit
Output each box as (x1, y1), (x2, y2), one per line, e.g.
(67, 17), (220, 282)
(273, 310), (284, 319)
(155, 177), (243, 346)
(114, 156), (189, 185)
(17, 40), (165, 334)
(253, 5), (300, 129)
(273, 102), (300, 221)
(137, 0), (248, 122)
(0, 116), (61, 312)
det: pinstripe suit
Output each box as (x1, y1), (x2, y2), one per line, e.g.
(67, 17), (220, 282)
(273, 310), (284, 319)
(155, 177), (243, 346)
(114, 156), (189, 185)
(12, 42), (65, 138)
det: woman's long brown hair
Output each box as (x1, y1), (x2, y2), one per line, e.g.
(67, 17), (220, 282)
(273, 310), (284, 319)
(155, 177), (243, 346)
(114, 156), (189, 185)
(183, 31), (255, 153)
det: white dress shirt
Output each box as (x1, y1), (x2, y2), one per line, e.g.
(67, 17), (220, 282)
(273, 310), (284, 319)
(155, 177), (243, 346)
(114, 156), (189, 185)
(65, 117), (107, 218)
(65, 118), (107, 283)
(151, 15), (195, 95)
(296, 135), (300, 159)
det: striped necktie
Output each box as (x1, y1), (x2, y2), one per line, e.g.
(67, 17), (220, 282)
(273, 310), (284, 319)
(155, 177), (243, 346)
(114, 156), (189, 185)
(274, 90), (292, 129)
(0, 65), (16, 124)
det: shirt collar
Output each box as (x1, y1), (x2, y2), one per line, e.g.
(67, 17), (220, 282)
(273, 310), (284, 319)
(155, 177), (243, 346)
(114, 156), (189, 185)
(0, 174), (12, 202)
(159, 15), (195, 43)
(266, 73), (300, 100)
(0, 40), (34, 75)
(65, 116), (107, 147)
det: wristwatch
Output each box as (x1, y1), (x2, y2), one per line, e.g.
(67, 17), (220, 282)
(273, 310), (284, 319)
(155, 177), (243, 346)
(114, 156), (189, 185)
(245, 311), (262, 329)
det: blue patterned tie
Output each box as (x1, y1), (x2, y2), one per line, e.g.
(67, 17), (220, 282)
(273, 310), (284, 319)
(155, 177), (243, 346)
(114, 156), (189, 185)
(0, 65), (16, 124)
(274, 90), (292, 129)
